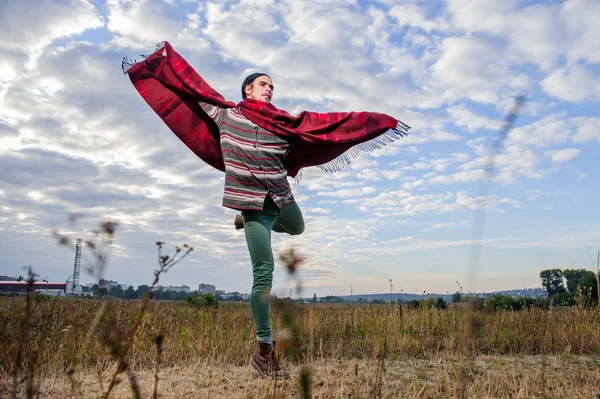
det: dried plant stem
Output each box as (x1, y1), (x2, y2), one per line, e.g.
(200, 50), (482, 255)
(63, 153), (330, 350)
(67, 299), (108, 398)
(25, 348), (38, 399)
(152, 335), (164, 399)
(11, 269), (35, 399)
(125, 367), (141, 399)
(102, 244), (192, 399)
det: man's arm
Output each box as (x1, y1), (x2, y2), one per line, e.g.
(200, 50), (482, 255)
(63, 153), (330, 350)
(198, 101), (225, 126)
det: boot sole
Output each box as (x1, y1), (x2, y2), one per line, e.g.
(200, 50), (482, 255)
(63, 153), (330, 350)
(251, 359), (270, 378)
(251, 359), (289, 380)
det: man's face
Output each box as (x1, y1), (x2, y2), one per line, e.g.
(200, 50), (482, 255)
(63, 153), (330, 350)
(245, 75), (274, 103)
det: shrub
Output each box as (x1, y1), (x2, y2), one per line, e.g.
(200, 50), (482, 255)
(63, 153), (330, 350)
(186, 293), (218, 307)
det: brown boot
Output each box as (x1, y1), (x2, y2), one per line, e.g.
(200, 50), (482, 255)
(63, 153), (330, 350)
(234, 214), (244, 230)
(252, 342), (289, 379)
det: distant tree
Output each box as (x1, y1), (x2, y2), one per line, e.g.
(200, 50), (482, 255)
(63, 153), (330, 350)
(82, 285), (90, 292)
(123, 285), (137, 299)
(540, 269), (566, 297)
(431, 297), (447, 309)
(312, 293), (317, 303)
(109, 286), (124, 298)
(451, 291), (462, 303)
(486, 294), (515, 310)
(563, 269), (598, 304)
(161, 291), (170, 300)
(204, 293), (218, 306)
(407, 299), (422, 309)
(172, 291), (187, 301)
(553, 292), (574, 307)
(563, 269), (586, 296)
(186, 293), (218, 307)
(320, 295), (344, 303)
(137, 285), (151, 298)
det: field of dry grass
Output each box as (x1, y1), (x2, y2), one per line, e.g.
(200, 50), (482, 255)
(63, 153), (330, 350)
(1, 297), (599, 398)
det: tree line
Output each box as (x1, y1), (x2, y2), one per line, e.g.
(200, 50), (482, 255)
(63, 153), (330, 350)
(83, 284), (244, 302)
(539, 268), (598, 306)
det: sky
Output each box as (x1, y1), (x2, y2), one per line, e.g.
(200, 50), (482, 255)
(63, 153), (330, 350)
(0, 0), (599, 298)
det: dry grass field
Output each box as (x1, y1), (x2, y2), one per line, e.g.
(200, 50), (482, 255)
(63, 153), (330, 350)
(1, 297), (600, 398)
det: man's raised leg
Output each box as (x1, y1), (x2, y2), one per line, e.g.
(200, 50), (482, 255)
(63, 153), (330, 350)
(272, 201), (304, 235)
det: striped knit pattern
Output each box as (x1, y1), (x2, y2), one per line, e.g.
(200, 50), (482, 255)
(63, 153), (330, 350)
(200, 101), (295, 211)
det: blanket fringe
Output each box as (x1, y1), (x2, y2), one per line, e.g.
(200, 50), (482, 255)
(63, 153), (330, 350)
(121, 41), (167, 75)
(293, 169), (303, 187)
(317, 121), (410, 173)
(121, 57), (137, 74)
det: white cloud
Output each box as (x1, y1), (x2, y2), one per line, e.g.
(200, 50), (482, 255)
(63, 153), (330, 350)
(308, 208), (331, 214)
(383, 170), (404, 180)
(562, 0), (600, 64)
(405, 153), (470, 173)
(429, 170), (484, 185)
(105, 0), (210, 52)
(388, 4), (445, 32)
(525, 190), (563, 202)
(506, 114), (573, 147)
(345, 190), (519, 217)
(544, 148), (581, 163)
(0, 0), (104, 57)
(401, 179), (425, 190)
(445, 0), (517, 34)
(351, 235), (520, 255)
(431, 35), (513, 103)
(203, 1), (283, 65)
(571, 117), (600, 143)
(447, 105), (502, 133)
(355, 168), (382, 181)
(315, 186), (377, 199)
(446, 0), (563, 70)
(421, 220), (469, 232)
(402, 130), (461, 145)
(542, 64), (600, 103)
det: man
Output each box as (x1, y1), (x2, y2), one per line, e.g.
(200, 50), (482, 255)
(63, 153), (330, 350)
(198, 72), (304, 378)
(124, 41), (409, 379)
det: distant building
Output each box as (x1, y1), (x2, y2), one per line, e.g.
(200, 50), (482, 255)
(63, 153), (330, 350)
(0, 281), (67, 296)
(198, 283), (216, 295)
(218, 291), (248, 301)
(157, 285), (190, 293)
(64, 278), (81, 295)
(98, 279), (122, 291)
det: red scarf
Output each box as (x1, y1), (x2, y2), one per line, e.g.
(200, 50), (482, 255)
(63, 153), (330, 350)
(123, 42), (409, 178)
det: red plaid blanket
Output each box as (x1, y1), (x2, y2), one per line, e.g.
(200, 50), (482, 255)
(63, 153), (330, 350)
(124, 42), (409, 178)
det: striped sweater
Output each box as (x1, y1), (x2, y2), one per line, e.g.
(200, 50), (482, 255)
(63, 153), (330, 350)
(200, 101), (296, 211)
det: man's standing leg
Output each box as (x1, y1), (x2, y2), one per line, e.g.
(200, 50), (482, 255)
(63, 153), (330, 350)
(243, 210), (276, 345)
(242, 199), (287, 377)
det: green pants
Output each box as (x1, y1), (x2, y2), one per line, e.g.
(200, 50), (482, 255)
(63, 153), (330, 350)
(242, 196), (304, 343)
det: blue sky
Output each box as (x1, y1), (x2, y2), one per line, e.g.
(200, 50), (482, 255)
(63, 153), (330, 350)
(0, 0), (598, 297)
